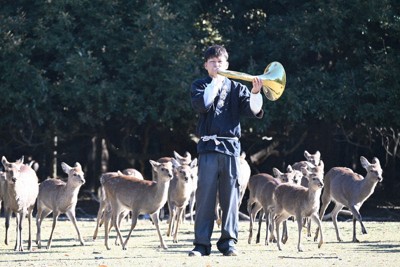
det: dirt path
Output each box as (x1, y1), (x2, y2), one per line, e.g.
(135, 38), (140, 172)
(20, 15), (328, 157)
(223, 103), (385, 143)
(0, 217), (399, 267)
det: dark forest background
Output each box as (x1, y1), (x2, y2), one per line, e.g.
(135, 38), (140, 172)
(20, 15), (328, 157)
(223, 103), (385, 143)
(1, 0), (399, 209)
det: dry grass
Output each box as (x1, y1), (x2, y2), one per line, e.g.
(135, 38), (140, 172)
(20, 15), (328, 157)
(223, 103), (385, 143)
(0, 216), (399, 267)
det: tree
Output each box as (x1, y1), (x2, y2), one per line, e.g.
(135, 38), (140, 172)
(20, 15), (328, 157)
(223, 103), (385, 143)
(0, 0), (399, 201)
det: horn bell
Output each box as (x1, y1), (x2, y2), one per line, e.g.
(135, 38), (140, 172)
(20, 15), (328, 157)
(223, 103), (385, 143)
(217, 61), (286, 101)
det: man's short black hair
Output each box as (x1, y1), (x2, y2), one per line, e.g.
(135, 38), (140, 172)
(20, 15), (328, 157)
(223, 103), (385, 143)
(204, 45), (229, 62)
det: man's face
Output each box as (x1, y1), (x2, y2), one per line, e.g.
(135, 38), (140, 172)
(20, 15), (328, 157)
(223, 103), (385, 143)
(204, 56), (229, 78)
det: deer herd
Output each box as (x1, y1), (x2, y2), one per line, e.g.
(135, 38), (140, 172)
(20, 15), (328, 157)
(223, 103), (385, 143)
(0, 150), (383, 253)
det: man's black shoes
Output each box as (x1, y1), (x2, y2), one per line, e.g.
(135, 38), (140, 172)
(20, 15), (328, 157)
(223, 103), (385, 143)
(188, 245), (211, 257)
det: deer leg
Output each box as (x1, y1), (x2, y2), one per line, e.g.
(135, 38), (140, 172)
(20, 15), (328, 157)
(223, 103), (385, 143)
(315, 196), (331, 241)
(189, 192), (196, 224)
(4, 209), (11, 245)
(115, 210), (128, 246)
(47, 212), (60, 249)
(267, 210), (277, 244)
(348, 205), (367, 242)
(248, 202), (261, 244)
(306, 217), (312, 237)
(112, 210), (125, 250)
(36, 208), (51, 249)
(103, 208), (112, 250)
(173, 207), (184, 243)
(247, 200), (254, 244)
(36, 208), (42, 246)
(281, 220), (288, 244)
(331, 203), (345, 242)
(269, 211), (277, 244)
(167, 206), (176, 237)
(310, 213), (323, 248)
(15, 213), (23, 251)
(93, 200), (105, 240)
(275, 214), (288, 251)
(296, 214), (304, 252)
(27, 210), (33, 251)
(215, 200), (222, 228)
(264, 210), (271, 245)
(66, 210), (85, 246)
(122, 211), (139, 250)
(352, 217), (360, 242)
(255, 210), (263, 244)
(150, 211), (168, 249)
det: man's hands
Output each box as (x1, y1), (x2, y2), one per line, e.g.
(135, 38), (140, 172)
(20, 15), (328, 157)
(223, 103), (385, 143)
(251, 77), (262, 94)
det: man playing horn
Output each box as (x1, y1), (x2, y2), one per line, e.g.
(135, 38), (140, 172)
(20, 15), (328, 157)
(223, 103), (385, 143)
(189, 45), (264, 257)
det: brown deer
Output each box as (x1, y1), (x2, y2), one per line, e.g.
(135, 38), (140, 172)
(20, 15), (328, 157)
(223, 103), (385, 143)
(0, 171), (6, 217)
(273, 161), (325, 252)
(247, 165), (297, 245)
(93, 168), (143, 241)
(36, 162), (86, 249)
(316, 156), (383, 243)
(156, 151), (196, 223)
(166, 158), (197, 243)
(292, 151), (324, 237)
(292, 150), (321, 187)
(1, 156), (39, 251)
(101, 159), (173, 250)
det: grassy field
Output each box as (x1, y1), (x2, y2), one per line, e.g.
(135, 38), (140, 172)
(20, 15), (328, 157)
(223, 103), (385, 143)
(0, 214), (399, 267)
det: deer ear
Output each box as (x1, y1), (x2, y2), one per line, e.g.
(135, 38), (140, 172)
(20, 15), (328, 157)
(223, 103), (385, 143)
(149, 160), (160, 168)
(173, 151), (183, 160)
(360, 156), (369, 169)
(190, 158), (198, 168)
(184, 151), (191, 159)
(273, 168), (281, 177)
(372, 157), (380, 165)
(304, 150), (310, 158)
(286, 165), (293, 172)
(61, 162), (72, 173)
(17, 156), (24, 164)
(1, 156), (8, 168)
(171, 158), (180, 168)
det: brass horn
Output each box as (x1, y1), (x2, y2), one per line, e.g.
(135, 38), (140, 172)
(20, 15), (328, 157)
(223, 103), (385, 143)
(217, 61), (286, 101)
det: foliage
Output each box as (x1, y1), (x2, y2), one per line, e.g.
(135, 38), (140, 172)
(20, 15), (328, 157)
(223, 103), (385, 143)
(0, 0), (399, 199)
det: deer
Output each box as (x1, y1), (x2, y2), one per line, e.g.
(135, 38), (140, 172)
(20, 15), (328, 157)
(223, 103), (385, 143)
(292, 150), (325, 237)
(247, 173), (280, 246)
(292, 150), (321, 187)
(315, 156), (383, 243)
(36, 162), (86, 249)
(118, 168), (143, 178)
(171, 151), (198, 224)
(166, 158), (197, 243)
(1, 156), (39, 251)
(156, 151), (196, 223)
(93, 168), (143, 241)
(101, 159), (173, 250)
(247, 165), (298, 246)
(273, 161), (325, 252)
(0, 170), (6, 216)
